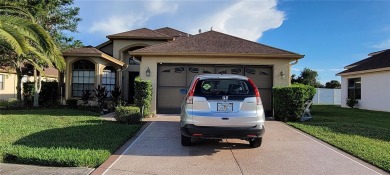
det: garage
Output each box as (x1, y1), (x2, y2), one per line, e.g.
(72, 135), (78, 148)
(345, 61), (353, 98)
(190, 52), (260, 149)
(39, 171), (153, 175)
(157, 64), (273, 115)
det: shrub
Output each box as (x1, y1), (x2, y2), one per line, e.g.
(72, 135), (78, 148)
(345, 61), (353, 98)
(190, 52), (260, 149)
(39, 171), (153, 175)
(346, 97), (358, 108)
(95, 85), (108, 112)
(22, 82), (60, 107)
(23, 83), (34, 107)
(81, 90), (93, 105)
(114, 106), (142, 124)
(134, 77), (152, 117)
(111, 86), (122, 107)
(273, 84), (316, 121)
(66, 99), (79, 109)
(39, 82), (60, 107)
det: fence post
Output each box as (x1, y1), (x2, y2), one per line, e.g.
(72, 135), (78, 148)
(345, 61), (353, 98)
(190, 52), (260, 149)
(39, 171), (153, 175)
(317, 88), (320, 104)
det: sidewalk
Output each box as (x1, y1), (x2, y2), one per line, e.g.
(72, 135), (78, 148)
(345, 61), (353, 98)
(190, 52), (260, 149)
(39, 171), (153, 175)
(0, 163), (93, 175)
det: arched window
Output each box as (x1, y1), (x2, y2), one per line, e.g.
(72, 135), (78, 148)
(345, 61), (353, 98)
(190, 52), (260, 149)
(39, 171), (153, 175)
(102, 66), (116, 96)
(72, 60), (95, 97)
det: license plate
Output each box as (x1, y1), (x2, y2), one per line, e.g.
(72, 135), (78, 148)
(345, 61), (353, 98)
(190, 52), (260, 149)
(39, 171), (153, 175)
(217, 103), (233, 112)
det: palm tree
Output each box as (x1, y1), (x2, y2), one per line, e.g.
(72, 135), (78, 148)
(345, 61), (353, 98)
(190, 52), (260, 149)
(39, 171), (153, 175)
(0, 6), (65, 102)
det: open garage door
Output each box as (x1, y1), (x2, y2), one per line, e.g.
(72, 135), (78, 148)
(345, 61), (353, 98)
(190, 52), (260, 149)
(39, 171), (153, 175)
(157, 64), (273, 115)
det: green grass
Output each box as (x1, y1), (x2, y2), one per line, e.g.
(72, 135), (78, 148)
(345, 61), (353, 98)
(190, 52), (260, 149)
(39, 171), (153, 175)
(0, 109), (141, 168)
(287, 105), (390, 172)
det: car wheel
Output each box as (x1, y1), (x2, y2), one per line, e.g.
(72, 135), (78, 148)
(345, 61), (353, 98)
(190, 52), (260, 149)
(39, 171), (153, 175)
(249, 137), (262, 148)
(181, 134), (192, 146)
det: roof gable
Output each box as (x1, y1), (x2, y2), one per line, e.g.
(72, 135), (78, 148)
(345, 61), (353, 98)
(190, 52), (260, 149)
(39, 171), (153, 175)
(63, 46), (125, 66)
(106, 28), (172, 40)
(131, 30), (302, 57)
(338, 49), (390, 75)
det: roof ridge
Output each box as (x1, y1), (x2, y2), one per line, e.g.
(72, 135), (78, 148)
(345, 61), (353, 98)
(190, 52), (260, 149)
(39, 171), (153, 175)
(149, 28), (172, 37)
(132, 35), (192, 52)
(203, 30), (300, 55)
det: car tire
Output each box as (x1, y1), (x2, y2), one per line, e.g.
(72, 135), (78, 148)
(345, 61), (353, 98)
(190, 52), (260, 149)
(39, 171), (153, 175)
(249, 137), (262, 148)
(181, 134), (192, 146)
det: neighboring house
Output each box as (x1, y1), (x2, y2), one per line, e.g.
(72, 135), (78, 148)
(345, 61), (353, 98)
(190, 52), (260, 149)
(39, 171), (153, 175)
(0, 67), (59, 101)
(337, 49), (390, 112)
(62, 27), (304, 115)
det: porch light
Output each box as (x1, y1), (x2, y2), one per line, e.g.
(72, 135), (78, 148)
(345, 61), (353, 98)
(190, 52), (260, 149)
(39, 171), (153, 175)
(280, 71), (285, 79)
(146, 67), (151, 77)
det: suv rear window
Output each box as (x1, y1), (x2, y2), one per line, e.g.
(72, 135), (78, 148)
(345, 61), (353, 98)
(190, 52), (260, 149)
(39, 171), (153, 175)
(194, 79), (255, 96)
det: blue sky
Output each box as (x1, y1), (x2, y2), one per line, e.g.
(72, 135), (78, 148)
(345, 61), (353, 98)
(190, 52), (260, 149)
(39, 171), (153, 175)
(71, 0), (390, 84)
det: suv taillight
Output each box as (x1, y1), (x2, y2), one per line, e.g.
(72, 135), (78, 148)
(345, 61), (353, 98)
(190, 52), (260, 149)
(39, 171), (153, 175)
(248, 79), (261, 105)
(186, 78), (199, 104)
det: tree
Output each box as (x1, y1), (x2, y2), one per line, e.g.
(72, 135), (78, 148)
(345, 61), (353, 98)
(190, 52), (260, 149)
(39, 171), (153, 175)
(0, 0), (83, 50)
(0, 1), (81, 105)
(325, 80), (341, 89)
(0, 11), (65, 101)
(291, 67), (324, 88)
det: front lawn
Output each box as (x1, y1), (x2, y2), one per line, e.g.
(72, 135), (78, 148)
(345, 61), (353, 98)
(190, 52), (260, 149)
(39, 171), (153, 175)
(0, 109), (141, 168)
(287, 105), (390, 172)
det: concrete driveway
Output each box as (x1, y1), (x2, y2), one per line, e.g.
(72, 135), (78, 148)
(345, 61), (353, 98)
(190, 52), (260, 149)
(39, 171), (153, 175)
(98, 115), (387, 175)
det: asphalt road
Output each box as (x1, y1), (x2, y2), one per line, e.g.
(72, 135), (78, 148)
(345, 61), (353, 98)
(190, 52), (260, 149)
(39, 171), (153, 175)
(102, 115), (387, 175)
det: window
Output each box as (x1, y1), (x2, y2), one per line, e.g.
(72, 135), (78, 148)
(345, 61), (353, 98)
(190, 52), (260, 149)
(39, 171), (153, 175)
(231, 68), (242, 74)
(72, 60), (95, 97)
(245, 68), (256, 75)
(102, 66), (116, 96)
(348, 78), (361, 99)
(174, 67), (185, 73)
(194, 79), (255, 96)
(189, 67), (199, 73)
(0, 74), (4, 90)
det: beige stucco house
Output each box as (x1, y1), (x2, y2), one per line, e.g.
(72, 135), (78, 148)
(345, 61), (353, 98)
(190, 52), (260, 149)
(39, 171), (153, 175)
(337, 49), (390, 112)
(0, 67), (58, 101)
(62, 27), (304, 115)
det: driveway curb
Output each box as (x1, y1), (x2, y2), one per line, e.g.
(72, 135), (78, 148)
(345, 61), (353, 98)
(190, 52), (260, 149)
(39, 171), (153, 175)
(90, 121), (154, 175)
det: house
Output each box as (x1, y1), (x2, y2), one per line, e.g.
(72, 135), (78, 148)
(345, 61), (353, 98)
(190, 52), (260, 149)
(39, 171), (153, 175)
(62, 27), (304, 115)
(0, 67), (58, 101)
(337, 49), (390, 112)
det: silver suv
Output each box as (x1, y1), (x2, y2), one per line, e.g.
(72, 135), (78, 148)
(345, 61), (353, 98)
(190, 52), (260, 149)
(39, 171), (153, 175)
(180, 74), (265, 148)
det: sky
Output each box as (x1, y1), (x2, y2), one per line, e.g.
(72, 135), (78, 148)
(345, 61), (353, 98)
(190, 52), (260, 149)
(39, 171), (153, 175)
(71, 0), (390, 84)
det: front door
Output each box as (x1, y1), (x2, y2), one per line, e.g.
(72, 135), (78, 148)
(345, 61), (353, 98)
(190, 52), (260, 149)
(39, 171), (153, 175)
(128, 72), (139, 104)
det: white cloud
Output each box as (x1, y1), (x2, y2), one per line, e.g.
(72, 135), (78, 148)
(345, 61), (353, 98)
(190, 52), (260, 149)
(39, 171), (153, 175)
(86, 0), (285, 41)
(194, 0), (285, 41)
(89, 15), (147, 35)
(88, 1), (179, 35)
(371, 38), (390, 50)
(292, 68), (301, 72)
(329, 68), (344, 71)
(145, 0), (178, 15)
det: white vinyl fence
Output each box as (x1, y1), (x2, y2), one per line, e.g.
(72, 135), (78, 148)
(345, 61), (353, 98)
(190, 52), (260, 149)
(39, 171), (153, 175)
(312, 88), (341, 105)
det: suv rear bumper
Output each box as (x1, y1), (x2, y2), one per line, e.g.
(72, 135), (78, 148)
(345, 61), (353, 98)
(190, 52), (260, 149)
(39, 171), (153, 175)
(181, 124), (265, 139)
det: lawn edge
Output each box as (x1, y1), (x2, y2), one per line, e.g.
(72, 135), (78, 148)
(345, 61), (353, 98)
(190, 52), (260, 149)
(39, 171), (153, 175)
(90, 120), (154, 175)
(283, 122), (389, 174)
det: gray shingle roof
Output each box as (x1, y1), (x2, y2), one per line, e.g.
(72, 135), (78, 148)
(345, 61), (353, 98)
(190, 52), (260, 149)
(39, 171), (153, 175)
(62, 46), (104, 55)
(107, 28), (172, 40)
(154, 27), (190, 38)
(338, 49), (390, 75)
(131, 30), (301, 56)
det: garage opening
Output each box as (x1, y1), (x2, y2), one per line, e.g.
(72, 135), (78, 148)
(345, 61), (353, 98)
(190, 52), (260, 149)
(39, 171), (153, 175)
(157, 64), (273, 116)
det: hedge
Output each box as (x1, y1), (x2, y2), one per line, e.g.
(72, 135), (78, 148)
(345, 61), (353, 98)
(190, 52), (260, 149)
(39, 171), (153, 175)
(114, 106), (142, 124)
(273, 84), (316, 121)
(23, 82), (60, 107)
(134, 77), (152, 116)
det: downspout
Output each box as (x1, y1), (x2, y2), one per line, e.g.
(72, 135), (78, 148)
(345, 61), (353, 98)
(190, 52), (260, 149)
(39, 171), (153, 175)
(290, 59), (299, 66)
(131, 56), (141, 64)
(289, 59), (299, 86)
